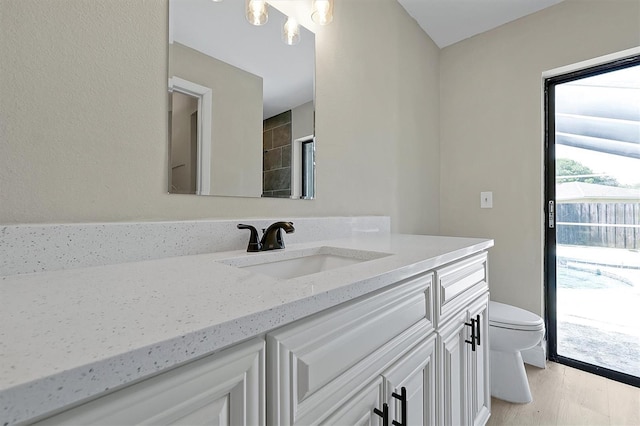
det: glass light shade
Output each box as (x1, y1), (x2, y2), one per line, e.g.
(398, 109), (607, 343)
(282, 17), (300, 46)
(246, 0), (268, 26)
(311, 0), (333, 25)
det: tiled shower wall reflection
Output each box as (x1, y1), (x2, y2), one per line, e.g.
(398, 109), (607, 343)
(263, 110), (292, 198)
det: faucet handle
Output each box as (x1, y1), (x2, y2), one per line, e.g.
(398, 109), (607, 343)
(237, 224), (262, 252)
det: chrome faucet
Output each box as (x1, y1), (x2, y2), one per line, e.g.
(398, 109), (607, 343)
(237, 221), (295, 252)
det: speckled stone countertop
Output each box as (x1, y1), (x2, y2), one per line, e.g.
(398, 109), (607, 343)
(0, 233), (493, 425)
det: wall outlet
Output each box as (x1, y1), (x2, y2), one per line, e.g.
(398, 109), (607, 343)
(480, 192), (493, 208)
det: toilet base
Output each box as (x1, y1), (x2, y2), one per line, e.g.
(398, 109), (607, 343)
(490, 349), (532, 403)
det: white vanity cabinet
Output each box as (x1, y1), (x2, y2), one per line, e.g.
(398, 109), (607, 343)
(436, 253), (491, 426)
(27, 249), (492, 426)
(267, 272), (436, 425)
(266, 251), (491, 426)
(35, 338), (265, 426)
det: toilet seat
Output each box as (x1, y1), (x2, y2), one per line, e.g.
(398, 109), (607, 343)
(489, 301), (544, 332)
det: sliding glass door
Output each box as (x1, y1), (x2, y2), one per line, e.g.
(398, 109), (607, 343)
(545, 56), (640, 386)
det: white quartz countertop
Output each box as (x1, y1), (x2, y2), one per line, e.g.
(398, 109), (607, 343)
(0, 233), (493, 424)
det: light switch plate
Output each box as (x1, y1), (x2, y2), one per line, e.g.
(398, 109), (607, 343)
(481, 192), (493, 208)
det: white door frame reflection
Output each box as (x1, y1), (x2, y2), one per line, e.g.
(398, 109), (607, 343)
(169, 77), (212, 195)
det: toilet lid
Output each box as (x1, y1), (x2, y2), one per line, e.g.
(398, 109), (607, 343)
(489, 301), (545, 331)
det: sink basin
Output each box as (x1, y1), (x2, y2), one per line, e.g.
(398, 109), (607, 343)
(217, 246), (390, 280)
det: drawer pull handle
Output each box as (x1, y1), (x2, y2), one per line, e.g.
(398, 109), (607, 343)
(465, 319), (477, 352)
(374, 403), (389, 426)
(392, 387), (407, 426)
(475, 314), (481, 346)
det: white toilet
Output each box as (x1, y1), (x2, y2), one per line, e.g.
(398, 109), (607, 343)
(489, 301), (545, 404)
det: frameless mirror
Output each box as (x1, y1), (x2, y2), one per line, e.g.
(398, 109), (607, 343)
(168, 0), (316, 199)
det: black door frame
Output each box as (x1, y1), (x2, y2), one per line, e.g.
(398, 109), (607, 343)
(544, 54), (640, 388)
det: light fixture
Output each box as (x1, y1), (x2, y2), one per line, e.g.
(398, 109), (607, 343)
(246, 0), (268, 26)
(282, 17), (300, 45)
(311, 0), (333, 25)
(211, 0), (223, 2)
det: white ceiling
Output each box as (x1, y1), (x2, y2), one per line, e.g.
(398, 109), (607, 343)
(397, 0), (565, 48)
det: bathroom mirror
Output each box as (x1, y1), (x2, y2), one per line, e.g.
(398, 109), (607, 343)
(168, 0), (316, 199)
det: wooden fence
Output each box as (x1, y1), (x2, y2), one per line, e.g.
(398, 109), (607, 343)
(557, 203), (640, 249)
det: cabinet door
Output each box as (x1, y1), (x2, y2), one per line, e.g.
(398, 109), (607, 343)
(467, 294), (490, 426)
(36, 338), (265, 426)
(383, 334), (437, 426)
(267, 273), (433, 425)
(438, 310), (469, 426)
(322, 377), (385, 426)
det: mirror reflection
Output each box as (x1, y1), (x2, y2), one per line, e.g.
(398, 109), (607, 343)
(168, 0), (316, 199)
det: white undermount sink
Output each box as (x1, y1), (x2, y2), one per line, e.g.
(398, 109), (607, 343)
(217, 246), (391, 280)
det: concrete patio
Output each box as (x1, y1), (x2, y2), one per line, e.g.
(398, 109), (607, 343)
(556, 245), (640, 377)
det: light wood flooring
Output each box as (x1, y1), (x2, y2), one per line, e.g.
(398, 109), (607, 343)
(487, 362), (640, 426)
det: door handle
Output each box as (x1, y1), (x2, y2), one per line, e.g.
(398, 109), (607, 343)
(475, 314), (481, 346)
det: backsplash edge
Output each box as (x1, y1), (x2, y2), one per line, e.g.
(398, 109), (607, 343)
(0, 216), (390, 276)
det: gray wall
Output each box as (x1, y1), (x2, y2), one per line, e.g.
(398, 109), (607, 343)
(0, 0), (440, 235)
(439, 0), (640, 316)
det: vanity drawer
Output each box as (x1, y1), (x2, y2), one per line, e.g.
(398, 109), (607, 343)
(435, 252), (488, 326)
(267, 272), (433, 424)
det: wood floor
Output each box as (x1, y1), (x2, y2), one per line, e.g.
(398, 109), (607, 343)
(487, 362), (640, 426)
